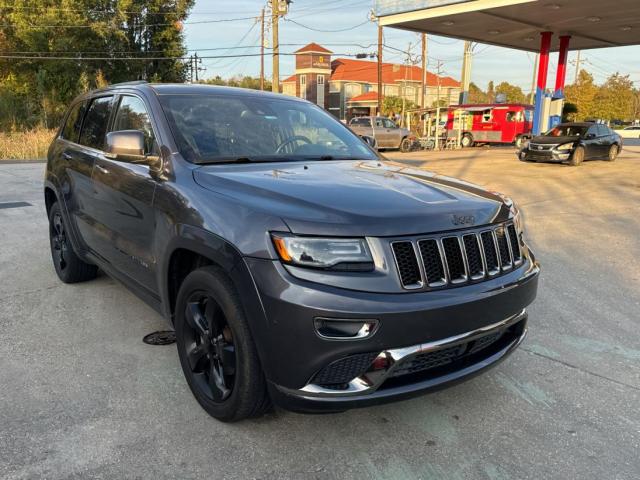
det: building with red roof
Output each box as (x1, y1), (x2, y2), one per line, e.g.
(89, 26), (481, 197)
(282, 43), (460, 120)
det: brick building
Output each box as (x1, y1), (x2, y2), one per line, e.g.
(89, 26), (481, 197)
(282, 42), (460, 120)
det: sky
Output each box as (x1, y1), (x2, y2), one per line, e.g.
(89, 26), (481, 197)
(183, 0), (640, 94)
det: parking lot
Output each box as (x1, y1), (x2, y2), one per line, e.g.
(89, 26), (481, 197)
(1, 148), (639, 479)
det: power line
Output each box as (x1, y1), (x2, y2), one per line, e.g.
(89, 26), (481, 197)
(0, 52), (364, 61)
(284, 18), (370, 33)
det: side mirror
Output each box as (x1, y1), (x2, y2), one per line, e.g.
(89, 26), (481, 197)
(105, 130), (161, 169)
(360, 135), (378, 150)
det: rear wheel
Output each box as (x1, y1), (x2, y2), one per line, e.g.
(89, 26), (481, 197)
(461, 133), (474, 148)
(400, 137), (412, 153)
(48, 202), (98, 283)
(569, 146), (584, 166)
(606, 144), (618, 161)
(175, 266), (271, 422)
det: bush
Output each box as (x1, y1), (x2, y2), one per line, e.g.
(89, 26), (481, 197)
(0, 128), (56, 160)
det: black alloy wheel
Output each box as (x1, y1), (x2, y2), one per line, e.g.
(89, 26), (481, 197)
(51, 211), (68, 272)
(48, 202), (97, 283)
(175, 266), (271, 421)
(182, 293), (237, 402)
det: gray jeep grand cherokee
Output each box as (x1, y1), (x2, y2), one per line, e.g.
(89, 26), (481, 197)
(44, 82), (539, 421)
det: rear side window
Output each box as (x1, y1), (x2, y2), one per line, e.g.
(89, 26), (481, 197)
(61, 101), (87, 143)
(112, 96), (156, 154)
(596, 124), (608, 136)
(79, 96), (114, 150)
(350, 117), (371, 127)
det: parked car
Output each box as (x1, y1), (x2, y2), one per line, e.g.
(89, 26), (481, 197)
(45, 82), (539, 421)
(348, 116), (411, 150)
(620, 125), (640, 139)
(519, 122), (622, 166)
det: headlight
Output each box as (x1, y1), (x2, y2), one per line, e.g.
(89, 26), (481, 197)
(271, 234), (374, 271)
(556, 143), (574, 151)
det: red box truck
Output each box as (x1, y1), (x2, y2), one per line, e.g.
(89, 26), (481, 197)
(446, 104), (534, 148)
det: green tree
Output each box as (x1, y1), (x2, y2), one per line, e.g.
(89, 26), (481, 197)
(381, 96), (416, 117)
(202, 75), (272, 91)
(495, 81), (526, 103)
(592, 73), (635, 121)
(468, 82), (489, 103)
(564, 70), (598, 121)
(0, 0), (194, 130)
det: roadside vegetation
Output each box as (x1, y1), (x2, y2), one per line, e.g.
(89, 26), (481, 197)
(0, 128), (56, 160)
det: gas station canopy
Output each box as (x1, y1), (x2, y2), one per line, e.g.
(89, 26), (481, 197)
(377, 0), (640, 52)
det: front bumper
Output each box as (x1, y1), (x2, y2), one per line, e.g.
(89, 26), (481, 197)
(245, 253), (539, 412)
(520, 149), (570, 162)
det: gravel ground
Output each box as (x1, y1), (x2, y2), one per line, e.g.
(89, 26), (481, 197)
(0, 147), (638, 480)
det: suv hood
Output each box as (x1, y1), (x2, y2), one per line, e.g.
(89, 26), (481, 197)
(193, 160), (512, 237)
(530, 135), (579, 145)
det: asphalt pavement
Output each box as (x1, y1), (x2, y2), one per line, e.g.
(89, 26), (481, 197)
(0, 148), (638, 480)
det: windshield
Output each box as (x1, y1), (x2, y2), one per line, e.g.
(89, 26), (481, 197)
(544, 125), (588, 137)
(159, 94), (378, 163)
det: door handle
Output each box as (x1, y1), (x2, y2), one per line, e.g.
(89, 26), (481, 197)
(62, 152), (72, 160)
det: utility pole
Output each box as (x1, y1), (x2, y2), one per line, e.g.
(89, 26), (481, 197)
(194, 53), (200, 82)
(260, 8), (265, 90)
(188, 54), (194, 83)
(434, 59), (444, 150)
(574, 50), (582, 83)
(421, 33), (427, 135)
(458, 41), (473, 104)
(271, 0), (280, 93)
(529, 53), (539, 104)
(421, 34), (427, 109)
(377, 23), (383, 115)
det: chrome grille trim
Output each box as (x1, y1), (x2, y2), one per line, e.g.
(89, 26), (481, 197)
(392, 222), (522, 291)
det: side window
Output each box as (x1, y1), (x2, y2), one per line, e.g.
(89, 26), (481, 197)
(596, 125), (608, 137)
(383, 119), (397, 129)
(112, 96), (156, 155)
(78, 96), (114, 150)
(482, 109), (492, 122)
(586, 126), (598, 137)
(61, 101), (87, 143)
(505, 111), (518, 122)
(374, 118), (384, 128)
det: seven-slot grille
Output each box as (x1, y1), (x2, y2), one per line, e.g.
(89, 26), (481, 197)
(391, 222), (523, 290)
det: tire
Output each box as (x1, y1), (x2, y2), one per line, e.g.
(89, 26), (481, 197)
(569, 146), (584, 166)
(514, 136), (526, 149)
(400, 137), (412, 153)
(175, 266), (271, 422)
(48, 201), (98, 283)
(461, 133), (474, 148)
(606, 144), (618, 161)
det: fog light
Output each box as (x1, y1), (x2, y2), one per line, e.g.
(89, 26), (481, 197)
(314, 318), (379, 340)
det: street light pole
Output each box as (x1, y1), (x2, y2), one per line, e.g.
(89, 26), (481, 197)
(377, 23), (383, 115)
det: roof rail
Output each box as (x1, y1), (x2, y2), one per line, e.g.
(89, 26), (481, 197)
(108, 80), (149, 87)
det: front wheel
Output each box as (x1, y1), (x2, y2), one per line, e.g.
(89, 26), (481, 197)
(460, 133), (474, 148)
(175, 266), (271, 422)
(569, 146), (584, 166)
(400, 137), (412, 153)
(606, 144), (618, 161)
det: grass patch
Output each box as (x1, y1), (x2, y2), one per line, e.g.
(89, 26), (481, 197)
(0, 128), (56, 161)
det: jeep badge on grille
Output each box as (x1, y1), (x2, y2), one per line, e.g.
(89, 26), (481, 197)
(451, 214), (475, 226)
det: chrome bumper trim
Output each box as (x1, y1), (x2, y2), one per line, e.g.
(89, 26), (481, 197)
(292, 309), (527, 398)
